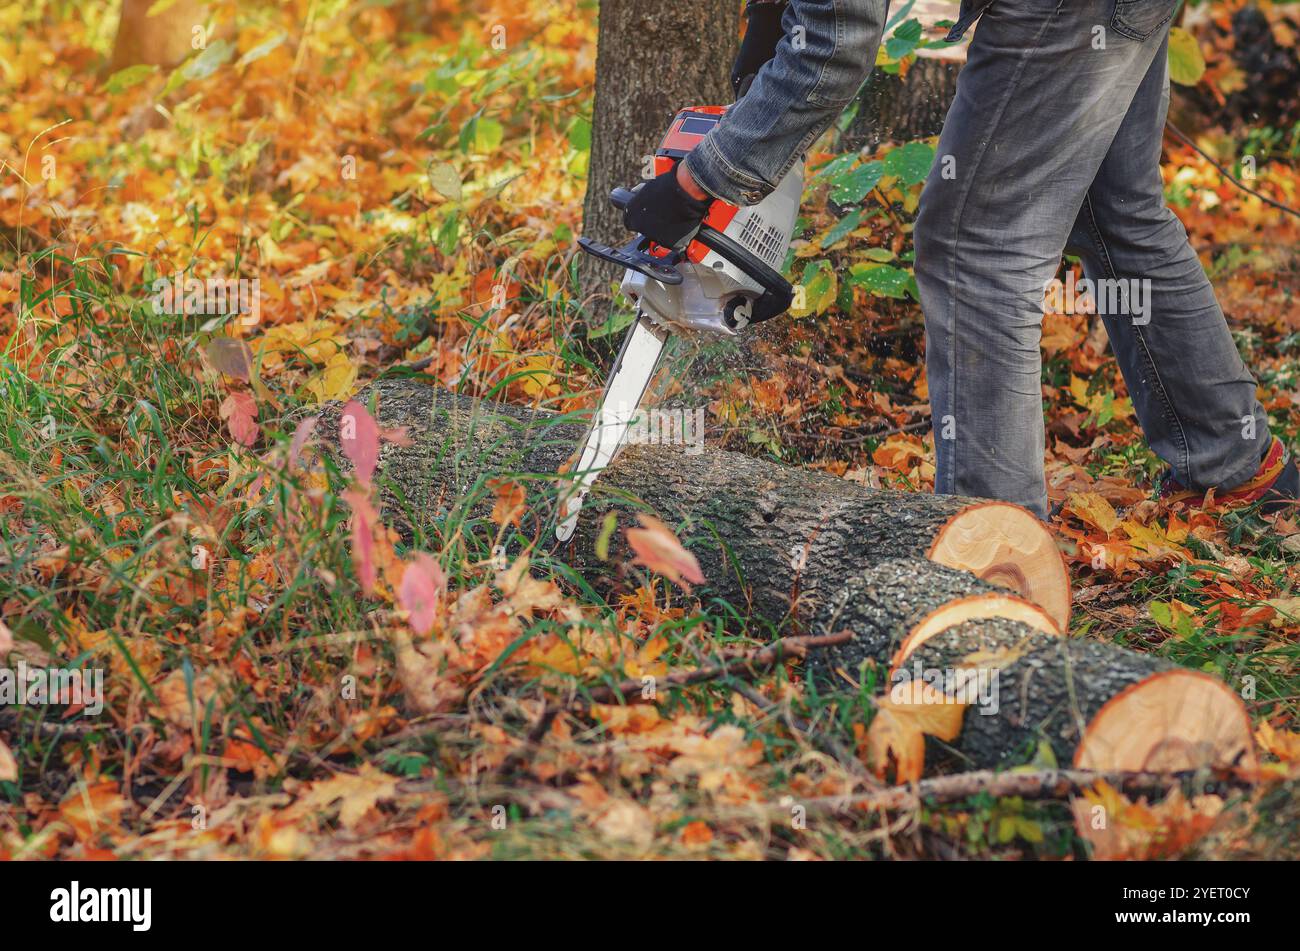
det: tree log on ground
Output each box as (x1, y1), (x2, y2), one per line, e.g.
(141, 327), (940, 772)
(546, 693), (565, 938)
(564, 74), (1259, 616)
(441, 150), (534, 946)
(327, 379), (1071, 632)
(803, 558), (1062, 690)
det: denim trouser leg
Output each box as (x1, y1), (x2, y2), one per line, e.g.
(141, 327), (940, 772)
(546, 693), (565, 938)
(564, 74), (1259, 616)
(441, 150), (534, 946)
(914, 0), (1267, 517)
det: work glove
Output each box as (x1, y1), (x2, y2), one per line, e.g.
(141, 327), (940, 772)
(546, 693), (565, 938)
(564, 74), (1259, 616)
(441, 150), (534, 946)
(622, 164), (712, 251)
(731, 2), (786, 98)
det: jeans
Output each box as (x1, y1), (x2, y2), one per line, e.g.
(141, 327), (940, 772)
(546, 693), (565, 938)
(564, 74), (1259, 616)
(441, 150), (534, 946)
(914, 0), (1269, 517)
(684, 1), (888, 206)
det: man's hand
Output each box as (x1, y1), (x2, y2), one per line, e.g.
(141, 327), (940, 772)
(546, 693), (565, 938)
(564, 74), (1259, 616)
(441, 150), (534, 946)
(623, 163), (712, 251)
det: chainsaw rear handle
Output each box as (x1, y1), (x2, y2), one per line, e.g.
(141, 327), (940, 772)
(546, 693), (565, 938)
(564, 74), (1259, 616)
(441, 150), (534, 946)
(603, 186), (793, 323)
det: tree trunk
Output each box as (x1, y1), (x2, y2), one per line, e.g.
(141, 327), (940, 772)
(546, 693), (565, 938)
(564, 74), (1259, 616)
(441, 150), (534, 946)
(580, 0), (739, 304)
(804, 558), (1062, 690)
(839, 53), (963, 153)
(110, 0), (208, 71)
(327, 380), (1071, 632)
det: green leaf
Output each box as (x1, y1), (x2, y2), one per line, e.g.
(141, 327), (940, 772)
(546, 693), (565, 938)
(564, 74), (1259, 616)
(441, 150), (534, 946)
(885, 18), (924, 61)
(849, 263), (912, 299)
(831, 161), (884, 204)
(883, 141), (935, 187)
(474, 117), (503, 153)
(104, 64), (157, 94)
(435, 212), (460, 255)
(595, 512), (617, 561)
(568, 117), (592, 151)
(821, 209), (863, 248)
(1168, 27), (1206, 86)
(860, 246), (895, 262)
(184, 38), (236, 82)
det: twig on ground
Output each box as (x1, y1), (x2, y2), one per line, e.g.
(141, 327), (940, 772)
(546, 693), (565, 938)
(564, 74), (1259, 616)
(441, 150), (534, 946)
(796, 765), (1257, 814)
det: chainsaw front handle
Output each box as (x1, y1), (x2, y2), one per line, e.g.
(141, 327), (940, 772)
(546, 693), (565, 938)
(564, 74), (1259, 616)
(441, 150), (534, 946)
(595, 185), (794, 323)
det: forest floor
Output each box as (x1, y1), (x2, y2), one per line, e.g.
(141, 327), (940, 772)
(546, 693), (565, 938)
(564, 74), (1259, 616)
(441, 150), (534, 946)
(1, 0), (1299, 859)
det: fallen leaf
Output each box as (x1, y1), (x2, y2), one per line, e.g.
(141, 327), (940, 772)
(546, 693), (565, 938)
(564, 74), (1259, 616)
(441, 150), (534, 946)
(626, 514), (704, 591)
(489, 478), (525, 527)
(288, 415), (319, 470)
(1064, 491), (1120, 534)
(220, 390), (259, 447)
(295, 765), (400, 831)
(206, 337), (254, 382)
(860, 679), (967, 783)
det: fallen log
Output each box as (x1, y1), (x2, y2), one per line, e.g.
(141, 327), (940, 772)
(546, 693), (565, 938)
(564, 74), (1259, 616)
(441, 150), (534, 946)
(804, 558), (1062, 690)
(339, 379), (1070, 631)
(891, 617), (1256, 776)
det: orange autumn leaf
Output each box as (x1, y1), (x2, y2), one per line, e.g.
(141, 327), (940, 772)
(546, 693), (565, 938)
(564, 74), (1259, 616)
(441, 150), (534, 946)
(489, 478), (526, 527)
(859, 680), (967, 784)
(626, 514), (704, 591)
(1256, 720), (1300, 764)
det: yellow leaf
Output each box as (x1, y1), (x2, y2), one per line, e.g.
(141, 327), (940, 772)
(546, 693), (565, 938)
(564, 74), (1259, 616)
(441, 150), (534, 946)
(1168, 27), (1206, 87)
(1064, 491), (1120, 534)
(303, 350), (359, 404)
(295, 764), (401, 831)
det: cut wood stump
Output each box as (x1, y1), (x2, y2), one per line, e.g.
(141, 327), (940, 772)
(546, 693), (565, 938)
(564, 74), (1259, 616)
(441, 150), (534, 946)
(329, 380), (1071, 631)
(893, 618), (1257, 776)
(804, 558), (1062, 690)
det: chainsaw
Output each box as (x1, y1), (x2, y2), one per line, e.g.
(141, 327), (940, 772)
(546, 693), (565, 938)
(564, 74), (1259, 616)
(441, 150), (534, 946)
(555, 106), (803, 543)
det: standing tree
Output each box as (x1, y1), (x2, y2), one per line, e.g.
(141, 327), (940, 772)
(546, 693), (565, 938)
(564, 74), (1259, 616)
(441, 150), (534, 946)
(110, 0), (209, 71)
(580, 0), (739, 301)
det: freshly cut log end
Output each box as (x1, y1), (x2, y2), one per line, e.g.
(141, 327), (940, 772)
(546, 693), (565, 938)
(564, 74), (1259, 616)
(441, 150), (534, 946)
(805, 558), (1062, 690)
(947, 635), (1257, 775)
(926, 502), (1071, 633)
(1075, 669), (1257, 773)
(890, 592), (1061, 677)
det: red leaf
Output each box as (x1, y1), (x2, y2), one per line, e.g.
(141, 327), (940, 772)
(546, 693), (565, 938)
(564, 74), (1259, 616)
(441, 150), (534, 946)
(399, 552), (447, 635)
(626, 514), (705, 591)
(340, 399), (380, 485)
(344, 488), (378, 595)
(220, 390), (259, 447)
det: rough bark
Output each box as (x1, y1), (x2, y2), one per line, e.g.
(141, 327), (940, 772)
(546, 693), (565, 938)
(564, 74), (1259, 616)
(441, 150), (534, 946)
(803, 558), (1060, 690)
(580, 0), (739, 301)
(326, 379), (1068, 633)
(903, 621), (1256, 774)
(110, 0), (208, 71)
(839, 55), (963, 153)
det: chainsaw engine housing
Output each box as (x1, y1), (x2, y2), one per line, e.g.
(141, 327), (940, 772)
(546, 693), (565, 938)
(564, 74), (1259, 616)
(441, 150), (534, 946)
(622, 106), (802, 336)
